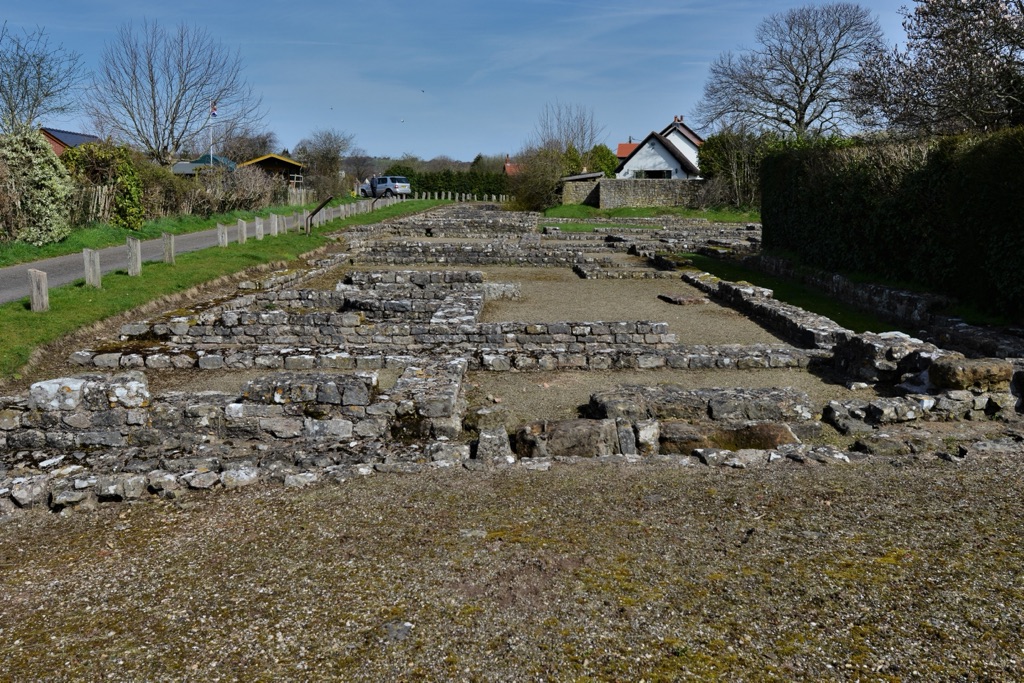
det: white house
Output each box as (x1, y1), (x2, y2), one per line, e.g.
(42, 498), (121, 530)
(615, 116), (704, 180)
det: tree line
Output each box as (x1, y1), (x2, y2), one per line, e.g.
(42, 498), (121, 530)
(694, 0), (1024, 208)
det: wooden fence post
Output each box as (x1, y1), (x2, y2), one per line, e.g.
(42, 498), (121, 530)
(237, 218), (247, 244)
(162, 232), (175, 264)
(29, 269), (48, 312)
(83, 249), (101, 288)
(127, 237), (141, 276)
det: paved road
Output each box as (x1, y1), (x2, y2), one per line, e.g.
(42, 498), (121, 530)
(0, 226), (234, 306)
(0, 197), (404, 306)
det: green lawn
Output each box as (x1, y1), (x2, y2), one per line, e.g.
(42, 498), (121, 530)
(546, 204), (760, 224)
(0, 200), (444, 379)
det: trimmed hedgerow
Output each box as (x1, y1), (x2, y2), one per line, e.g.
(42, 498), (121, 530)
(761, 129), (1024, 318)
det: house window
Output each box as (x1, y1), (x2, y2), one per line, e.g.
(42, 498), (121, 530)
(638, 170), (671, 179)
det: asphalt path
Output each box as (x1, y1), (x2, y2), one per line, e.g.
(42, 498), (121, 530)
(0, 226), (229, 306)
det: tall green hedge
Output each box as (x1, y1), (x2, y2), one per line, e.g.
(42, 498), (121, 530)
(382, 166), (509, 197)
(761, 130), (1024, 318)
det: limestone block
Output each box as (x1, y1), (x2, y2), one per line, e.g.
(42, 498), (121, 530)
(514, 419), (618, 459)
(634, 419), (660, 456)
(29, 377), (88, 411)
(284, 473), (318, 488)
(260, 418), (304, 438)
(198, 355), (225, 370)
(221, 467), (260, 489)
(929, 355), (1014, 392)
(475, 428), (515, 465)
(305, 418), (353, 438)
(694, 448), (733, 466)
(659, 422), (709, 455)
(51, 489), (96, 509)
(183, 471), (220, 489)
(11, 478), (48, 507)
(0, 409), (20, 431)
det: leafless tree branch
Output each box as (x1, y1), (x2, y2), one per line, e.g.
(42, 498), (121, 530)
(87, 20), (264, 166)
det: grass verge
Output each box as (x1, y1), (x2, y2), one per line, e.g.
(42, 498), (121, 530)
(0, 200), (444, 379)
(681, 252), (894, 334)
(546, 204), (760, 224)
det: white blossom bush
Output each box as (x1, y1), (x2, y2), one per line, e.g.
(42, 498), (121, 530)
(0, 129), (73, 244)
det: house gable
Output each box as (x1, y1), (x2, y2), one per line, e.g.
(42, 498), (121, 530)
(614, 116), (703, 180)
(614, 131), (700, 180)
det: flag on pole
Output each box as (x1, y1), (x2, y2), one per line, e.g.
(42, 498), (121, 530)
(211, 100), (218, 118)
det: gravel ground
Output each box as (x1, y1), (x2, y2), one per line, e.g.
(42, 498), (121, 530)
(2, 456), (1023, 681)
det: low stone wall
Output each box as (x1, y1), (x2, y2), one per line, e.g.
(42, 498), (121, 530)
(383, 204), (538, 238)
(753, 254), (946, 326)
(682, 271), (854, 349)
(0, 362), (469, 510)
(354, 241), (602, 267)
(752, 254), (1024, 360)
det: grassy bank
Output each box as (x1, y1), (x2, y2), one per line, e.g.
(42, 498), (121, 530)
(0, 200), (443, 379)
(546, 204), (760, 224)
(0, 197), (366, 268)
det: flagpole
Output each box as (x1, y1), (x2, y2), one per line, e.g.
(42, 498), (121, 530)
(209, 100), (217, 169)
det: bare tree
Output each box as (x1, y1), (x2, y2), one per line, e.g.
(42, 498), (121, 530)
(693, 3), (883, 138)
(294, 128), (355, 196)
(341, 148), (376, 185)
(852, 0), (1024, 134)
(532, 101), (605, 157)
(87, 19), (263, 166)
(218, 126), (278, 163)
(0, 23), (84, 134)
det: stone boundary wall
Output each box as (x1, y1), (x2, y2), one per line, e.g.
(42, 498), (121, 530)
(596, 178), (703, 210)
(753, 254), (945, 326)
(100, 319), (681, 359)
(573, 264), (680, 280)
(562, 180), (600, 206)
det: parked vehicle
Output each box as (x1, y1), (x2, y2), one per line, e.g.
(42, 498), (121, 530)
(359, 175), (411, 198)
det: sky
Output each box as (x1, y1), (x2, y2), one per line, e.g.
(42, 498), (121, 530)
(7, 0), (910, 162)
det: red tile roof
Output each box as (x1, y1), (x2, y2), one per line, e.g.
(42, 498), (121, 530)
(616, 143), (639, 159)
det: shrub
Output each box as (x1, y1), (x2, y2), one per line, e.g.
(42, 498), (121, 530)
(61, 141), (145, 230)
(0, 129), (73, 245)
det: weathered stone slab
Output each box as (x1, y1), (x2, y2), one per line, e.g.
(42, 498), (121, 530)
(929, 355), (1014, 392)
(514, 419), (618, 459)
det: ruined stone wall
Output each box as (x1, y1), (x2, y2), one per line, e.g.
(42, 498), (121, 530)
(354, 241), (604, 267)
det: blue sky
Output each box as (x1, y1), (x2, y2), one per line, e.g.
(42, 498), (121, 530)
(8, 0), (909, 161)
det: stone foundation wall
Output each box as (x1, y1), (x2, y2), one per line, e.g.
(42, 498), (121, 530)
(354, 241), (601, 267)
(683, 271), (854, 350)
